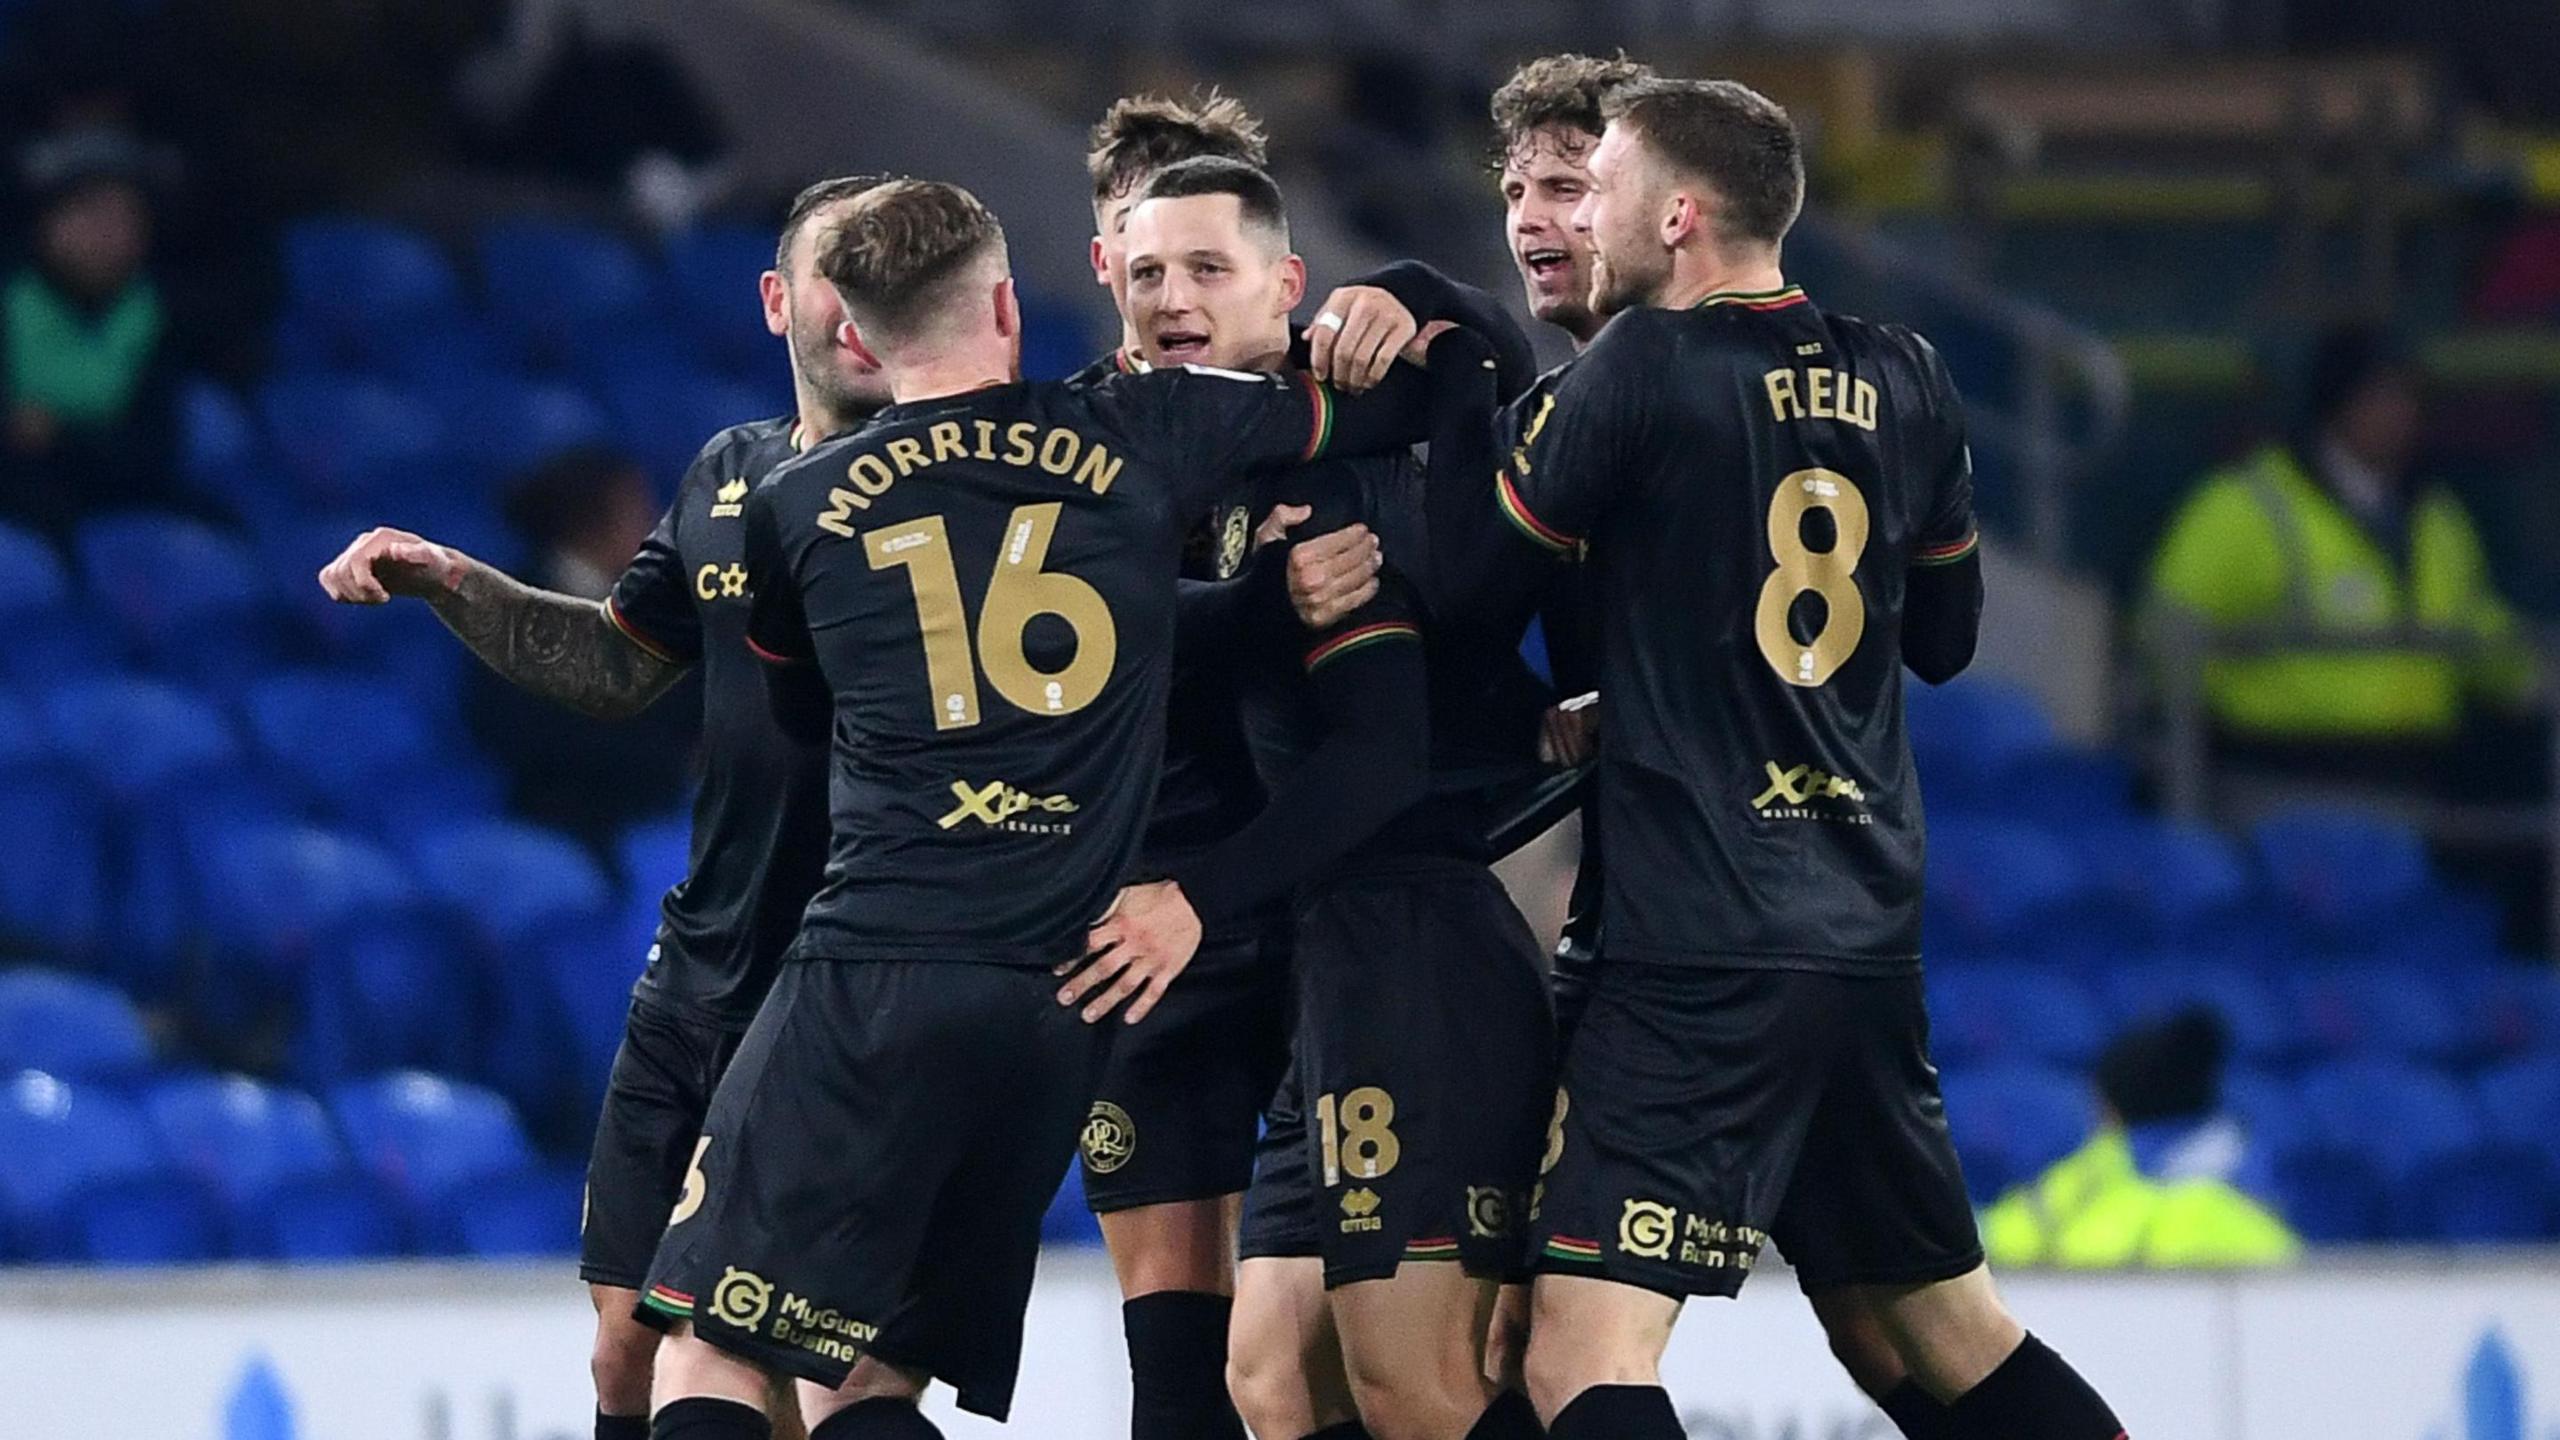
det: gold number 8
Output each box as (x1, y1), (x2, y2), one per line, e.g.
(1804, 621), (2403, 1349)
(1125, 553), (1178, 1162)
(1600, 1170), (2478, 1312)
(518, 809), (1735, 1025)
(1754, 468), (1870, 688)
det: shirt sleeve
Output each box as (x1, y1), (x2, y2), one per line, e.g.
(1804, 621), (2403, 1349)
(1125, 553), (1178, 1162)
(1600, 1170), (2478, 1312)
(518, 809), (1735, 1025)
(604, 490), (701, 667)
(1908, 335), (1980, 566)
(1494, 315), (1657, 554)
(1116, 350), (1446, 520)
(741, 482), (813, 667)
(1167, 568), (1430, 924)
(1344, 259), (1539, 402)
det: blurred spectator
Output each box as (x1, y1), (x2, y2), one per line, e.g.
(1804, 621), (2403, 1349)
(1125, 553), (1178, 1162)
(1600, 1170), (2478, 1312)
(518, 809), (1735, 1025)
(0, 129), (195, 541)
(455, 0), (729, 232)
(1982, 1011), (2298, 1269)
(469, 446), (697, 852)
(2145, 326), (2537, 789)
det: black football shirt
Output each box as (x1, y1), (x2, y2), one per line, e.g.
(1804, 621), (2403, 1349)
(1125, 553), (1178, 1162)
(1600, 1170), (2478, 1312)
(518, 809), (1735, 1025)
(744, 365), (1427, 968)
(605, 417), (836, 1025)
(1447, 288), (1978, 972)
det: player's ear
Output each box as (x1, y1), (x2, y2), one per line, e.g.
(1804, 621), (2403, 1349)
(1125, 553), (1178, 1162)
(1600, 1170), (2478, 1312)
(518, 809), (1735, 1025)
(759, 270), (789, 337)
(994, 277), (1021, 339)
(1662, 191), (1702, 249)
(1277, 254), (1307, 315)
(1090, 234), (1110, 287)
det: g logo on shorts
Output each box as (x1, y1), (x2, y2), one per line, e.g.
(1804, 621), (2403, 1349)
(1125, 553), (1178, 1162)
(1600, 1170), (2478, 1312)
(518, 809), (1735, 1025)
(1618, 1198), (1677, 1261)
(1467, 1186), (1512, 1239)
(711, 1266), (773, 1329)
(1081, 1100), (1136, 1175)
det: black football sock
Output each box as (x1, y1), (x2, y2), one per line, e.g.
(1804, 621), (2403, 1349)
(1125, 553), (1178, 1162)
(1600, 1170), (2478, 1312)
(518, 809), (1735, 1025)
(599, 1413), (651, 1440)
(809, 1398), (945, 1440)
(1877, 1379), (1960, 1440)
(652, 1397), (771, 1440)
(1548, 1384), (1683, 1440)
(1466, 1388), (1546, 1438)
(1303, 1425), (1374, 1440)
(1124, 1291), (1247, 1440)
(1947, 1334), (2127, 1440)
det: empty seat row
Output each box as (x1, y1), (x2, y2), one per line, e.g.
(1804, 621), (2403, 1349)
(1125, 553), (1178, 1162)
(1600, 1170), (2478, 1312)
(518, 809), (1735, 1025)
(0, 1067), (578, 1263)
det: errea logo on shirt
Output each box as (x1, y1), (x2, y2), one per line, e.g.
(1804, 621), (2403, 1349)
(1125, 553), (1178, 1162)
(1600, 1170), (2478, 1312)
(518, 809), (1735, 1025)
(711, 477), (750, 518)
(935, 779), (1078, 834)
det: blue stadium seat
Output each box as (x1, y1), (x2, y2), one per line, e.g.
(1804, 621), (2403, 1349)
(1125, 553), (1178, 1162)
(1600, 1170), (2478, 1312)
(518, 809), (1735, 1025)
(1924, 817), (2095, 954)
(1990, 746), (2138, 829)
(539, 899), (659, 1115)
(617, 811), (691, 896)
(42, 674), (239, 801)
(477, 219), (654, 368)
(2296, 1059), (2491, 1238)
(283, 217), (466, 337)
(193, 821), (418, 957)
(75, 1177), (225, 1264)
(2289, 964), (2480, 1065)
(1904, 677), (2056, 807)
(0, 691), (50, 769)
(2073, 818), (2258, 947)
(329, 1072), (538, 1247)
(79, 514), (290, 691)
(661, 223), (781, 376)
(0, 767), (107, 956)
(0, 520), (70, 620)
(2252, 807), (2436, 947)
(143, 1074), (348, 1218)
(406, 819), (613, 948)
(454, 1162), (584, 1258)
(0, 1071), (203, 1261)
(1939, 1063), (2094, 1203)
(2222, 1069), (2315, 1161)
(251, 1173), (406, 1259)
(259, 372), (453, 507)
(596, 361), (785, 488)
(0, 523), (104, 689)
(1925, 965), (2106, 1068)
(242, 669), (458, 816)
(2476, 970), (2560, 1064)
(1016, 288), (1105, 383)
(1043, 1157), (1101, 1243)
(292, 911), (483, 1088)
(0, 970), (151, 1080)
(177, 376), (275, 509)
(414, 374), (612, 481)
(2476, 1058), (2560, 1164)
(2107, 964), (2302, 1066)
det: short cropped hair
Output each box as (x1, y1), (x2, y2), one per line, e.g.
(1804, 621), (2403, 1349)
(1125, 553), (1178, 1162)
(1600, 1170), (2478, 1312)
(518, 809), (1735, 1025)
(1604, 77), (1804, 248)
(818, 178), (1008, 342)
(776, 174), (887, 271)
(1087, 91), (1269, 208)
(1135, 156), (1291, 251)
(1488, 52), (1654, 169)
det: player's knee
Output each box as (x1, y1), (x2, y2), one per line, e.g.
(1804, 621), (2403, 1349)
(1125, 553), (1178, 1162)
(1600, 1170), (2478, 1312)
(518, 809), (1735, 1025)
(1341, 1340), (1477, 1440)
(1808, 1293), (1906, 1399)
(1225, 1346), (1311, 1440)
(1522, 1321), (1652, 1425)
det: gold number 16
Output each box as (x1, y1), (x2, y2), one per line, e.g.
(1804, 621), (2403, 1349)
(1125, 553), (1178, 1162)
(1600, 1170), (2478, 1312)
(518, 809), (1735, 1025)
(866, 502), (1119, 730)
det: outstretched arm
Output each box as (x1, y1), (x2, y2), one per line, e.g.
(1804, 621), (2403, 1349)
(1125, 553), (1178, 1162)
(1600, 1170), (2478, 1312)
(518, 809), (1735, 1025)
(317, 527), (688, 721)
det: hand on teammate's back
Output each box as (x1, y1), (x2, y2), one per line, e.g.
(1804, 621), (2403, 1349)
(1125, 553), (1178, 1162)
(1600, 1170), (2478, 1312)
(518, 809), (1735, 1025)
(1286, 524), (1382, 629)
(316, 527), (472, 604)
(1304, 284), (1418, 392)
(1061, 880), (1205, 1025)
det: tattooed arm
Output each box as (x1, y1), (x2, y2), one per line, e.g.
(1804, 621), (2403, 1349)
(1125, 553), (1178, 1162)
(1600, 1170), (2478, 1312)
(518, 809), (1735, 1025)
(318, 527), (689, 721)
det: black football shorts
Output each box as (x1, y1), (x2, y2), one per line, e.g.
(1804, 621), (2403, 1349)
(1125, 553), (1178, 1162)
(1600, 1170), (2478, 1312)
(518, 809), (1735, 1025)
(579, 996), (747, 1291)
(1081, 921), (1292, 1212)
(639, 959), (1108, 1420)
(1254, 859), (1554, 1288)
(1531, 961), (1983, 1298)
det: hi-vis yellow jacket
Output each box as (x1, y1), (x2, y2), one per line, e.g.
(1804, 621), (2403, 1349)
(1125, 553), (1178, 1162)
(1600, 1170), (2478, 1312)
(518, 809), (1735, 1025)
(2147, 445), (2533, 739)
(1981, 1128), (2300, 1270)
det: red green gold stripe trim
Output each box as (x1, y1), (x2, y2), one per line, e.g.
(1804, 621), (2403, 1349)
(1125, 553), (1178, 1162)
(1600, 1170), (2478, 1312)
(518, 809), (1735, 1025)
(1915, 530), (1979, 566)
(643, 1285), (695, 1317)
(1299, 372), (1335, 461)
(1496, 471), (1577, 554)
(1305, 621), (1419, 672)
(1543, 1236), (1604, 1262)
(603, 597), (681, 664)
(1697, 284), (1807, 312)
(1403, 1237), (1462, 1261)
(1112, 347), (1137, 376)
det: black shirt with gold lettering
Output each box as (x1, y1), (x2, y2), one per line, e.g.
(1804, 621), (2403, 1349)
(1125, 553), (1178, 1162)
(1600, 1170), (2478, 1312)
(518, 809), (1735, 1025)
(1433, 289), (1982, 973)
(605, 416), (836, 1025)
(1067, 348), (1267, 881)
(745, 364), (1429, 968)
